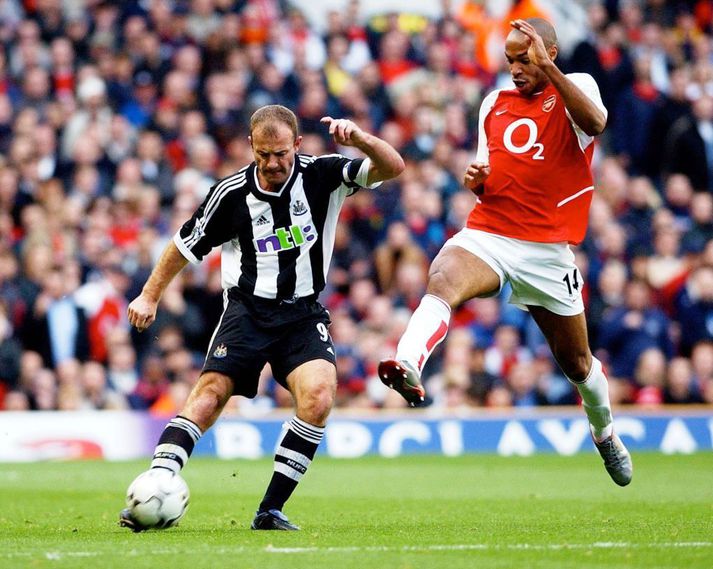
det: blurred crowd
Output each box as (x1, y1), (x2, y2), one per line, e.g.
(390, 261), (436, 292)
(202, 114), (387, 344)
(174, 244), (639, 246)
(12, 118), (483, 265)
(1, 0), (713, 414)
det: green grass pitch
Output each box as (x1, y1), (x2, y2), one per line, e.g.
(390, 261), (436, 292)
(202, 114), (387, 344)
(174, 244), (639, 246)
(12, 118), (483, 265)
(1, 453), (712, 569)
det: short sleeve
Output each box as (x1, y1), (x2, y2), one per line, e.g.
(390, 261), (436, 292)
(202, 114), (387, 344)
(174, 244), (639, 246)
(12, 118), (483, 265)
(566, 73), (608, 119)
(475, 90), (500, 164)
(173, 180), (240, 264)
(564, 73), (608, 149)
(309, 154), (381, 195)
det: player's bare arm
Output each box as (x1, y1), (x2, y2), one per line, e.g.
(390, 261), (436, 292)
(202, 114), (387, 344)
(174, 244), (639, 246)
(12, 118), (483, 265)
(127, 241), (189, 332)
(511, 19), (606, 136)
(463, 162), (491, 195)
(320, 116), (405, 184)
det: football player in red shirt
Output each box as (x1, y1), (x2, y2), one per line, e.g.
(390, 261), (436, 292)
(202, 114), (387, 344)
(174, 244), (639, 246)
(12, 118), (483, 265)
(380, 18), (632, 486)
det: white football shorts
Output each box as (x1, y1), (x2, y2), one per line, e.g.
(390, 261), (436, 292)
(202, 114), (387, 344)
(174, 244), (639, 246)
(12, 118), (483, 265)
(444, 228), (585, 317)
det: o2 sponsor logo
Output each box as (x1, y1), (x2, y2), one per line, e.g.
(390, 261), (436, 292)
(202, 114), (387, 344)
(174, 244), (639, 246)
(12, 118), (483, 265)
(503, 118), (545, 160)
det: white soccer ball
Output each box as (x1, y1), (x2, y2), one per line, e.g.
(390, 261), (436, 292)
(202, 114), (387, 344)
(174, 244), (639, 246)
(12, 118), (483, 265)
(126, 469), (189, 529)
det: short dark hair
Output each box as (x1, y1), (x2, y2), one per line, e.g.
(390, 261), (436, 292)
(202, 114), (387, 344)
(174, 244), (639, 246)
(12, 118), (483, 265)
(249, 105), (299, 140)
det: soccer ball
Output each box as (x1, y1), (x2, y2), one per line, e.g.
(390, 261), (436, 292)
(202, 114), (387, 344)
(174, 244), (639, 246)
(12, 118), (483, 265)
(125, 469), (189, 529)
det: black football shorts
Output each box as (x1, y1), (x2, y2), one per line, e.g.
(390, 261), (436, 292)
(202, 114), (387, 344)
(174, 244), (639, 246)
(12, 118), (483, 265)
(202, 292), (336, 397)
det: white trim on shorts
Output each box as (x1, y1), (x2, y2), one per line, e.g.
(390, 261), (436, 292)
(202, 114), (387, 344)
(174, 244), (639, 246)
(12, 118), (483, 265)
(443, 228), (585, 317)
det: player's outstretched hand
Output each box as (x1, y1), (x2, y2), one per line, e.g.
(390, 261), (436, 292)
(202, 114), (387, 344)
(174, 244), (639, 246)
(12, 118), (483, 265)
(464, 162), (491, 195)
(510, 19), (550, 68)
(320, 116), (367, 147)
(127, 294), (158, 332)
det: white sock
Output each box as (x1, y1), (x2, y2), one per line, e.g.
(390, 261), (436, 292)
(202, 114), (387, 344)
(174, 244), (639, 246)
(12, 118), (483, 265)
(395, 294), (451, 373)
(568, 357), (613, 441)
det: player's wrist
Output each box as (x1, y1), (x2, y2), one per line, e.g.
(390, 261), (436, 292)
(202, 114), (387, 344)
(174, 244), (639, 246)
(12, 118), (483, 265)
(351, 131), (375, 151)
(468, 182), (484, 196)
(140, 287), (161, 304)
(539, 59), (559, 76)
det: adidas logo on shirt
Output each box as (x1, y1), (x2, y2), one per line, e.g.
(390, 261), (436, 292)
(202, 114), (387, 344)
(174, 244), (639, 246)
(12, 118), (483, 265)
(256, 215), (270, 226)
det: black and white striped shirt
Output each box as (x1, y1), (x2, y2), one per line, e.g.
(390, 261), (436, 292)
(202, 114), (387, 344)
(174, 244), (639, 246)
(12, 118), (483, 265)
(174, 153), (378, 300)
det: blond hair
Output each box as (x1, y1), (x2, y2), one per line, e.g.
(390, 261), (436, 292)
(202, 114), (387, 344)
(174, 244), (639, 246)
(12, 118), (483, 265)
(249, 105), (299, 140)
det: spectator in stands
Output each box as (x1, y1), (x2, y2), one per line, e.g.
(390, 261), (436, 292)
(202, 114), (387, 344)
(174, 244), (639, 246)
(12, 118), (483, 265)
(392, 259), (428, 313)
(532, 351), (577, 405)
(27, 368), (57, 410)
(62, 75), (113, 161)
(663, 94), (713, 192)
(598, 278), (673, 380)
(3, 390), (30, 410)
(1, 1), (712, 413)
(345, 278), (378, 323)
(619, 176), (659, 256)
(21, 265), (89, 368)
(646, 223), (688, 291)
(682, 192), (713, 254)
(17, 65), (52, 117)
(690, 340), (713, 401)
(664, 173), (694, 234)
(81, 360), (127, 410)
(329, 222), (372, 297)
(647, 67), (692, 182)
(675, 266), (713, 355)
(613, 53), (662, 175)
(430, 364), (474, 411)
(484, 325), (532, 381)
(0, 301), (21, 392)
(463, 343), (497, 405)
(664, 357), (703, 404)
(589, 259), (628, 345)
(106, 338), (139, 397)
(507, 361), (548, 407)
(632, 348), (666, 405)
(374, 220), (428, 294)
(129, 352), (169, 410)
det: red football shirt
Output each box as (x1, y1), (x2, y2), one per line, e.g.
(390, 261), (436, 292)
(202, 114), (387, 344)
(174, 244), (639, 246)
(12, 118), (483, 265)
(467, 73), (607, 245)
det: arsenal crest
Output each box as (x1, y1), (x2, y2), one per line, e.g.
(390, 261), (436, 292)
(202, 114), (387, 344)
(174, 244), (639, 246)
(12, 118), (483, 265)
(542, 95), (557, 112)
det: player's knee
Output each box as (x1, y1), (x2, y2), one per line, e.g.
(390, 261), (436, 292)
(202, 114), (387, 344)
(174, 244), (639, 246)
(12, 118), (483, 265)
(426, 269), (457, 307)
(558, 350), (591, 383)
(183, 374), (231, 430)
(298, 377), (335, 424)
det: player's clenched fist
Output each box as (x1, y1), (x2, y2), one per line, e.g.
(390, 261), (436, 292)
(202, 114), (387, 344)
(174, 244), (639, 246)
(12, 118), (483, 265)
(127, 294), (158, 332)
(320, 116), (367, 147)
(463, 162), (491, 195)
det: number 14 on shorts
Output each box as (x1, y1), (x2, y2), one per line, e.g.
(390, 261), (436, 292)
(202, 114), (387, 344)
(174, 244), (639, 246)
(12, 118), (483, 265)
(562, 268), (581, 297)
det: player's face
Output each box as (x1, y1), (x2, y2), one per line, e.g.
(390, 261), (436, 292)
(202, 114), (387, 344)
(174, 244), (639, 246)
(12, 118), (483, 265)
(504, 34), (548, 96)
(250, 122), (302, 191)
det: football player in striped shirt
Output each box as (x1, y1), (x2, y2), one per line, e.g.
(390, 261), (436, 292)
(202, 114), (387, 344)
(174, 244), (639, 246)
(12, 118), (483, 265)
(120, 105), (404, 531)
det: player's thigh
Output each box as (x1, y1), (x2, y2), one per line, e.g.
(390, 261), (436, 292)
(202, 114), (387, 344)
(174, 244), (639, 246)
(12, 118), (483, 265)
(285, 359), (337, 425)
(528, 306), (592, 381)
(506, 241), (585, 317)
(428, 242), (502, 307)
(202, 299), (269, 399)
(270, 311), (336, 387)
(270, 312), (337, 423)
